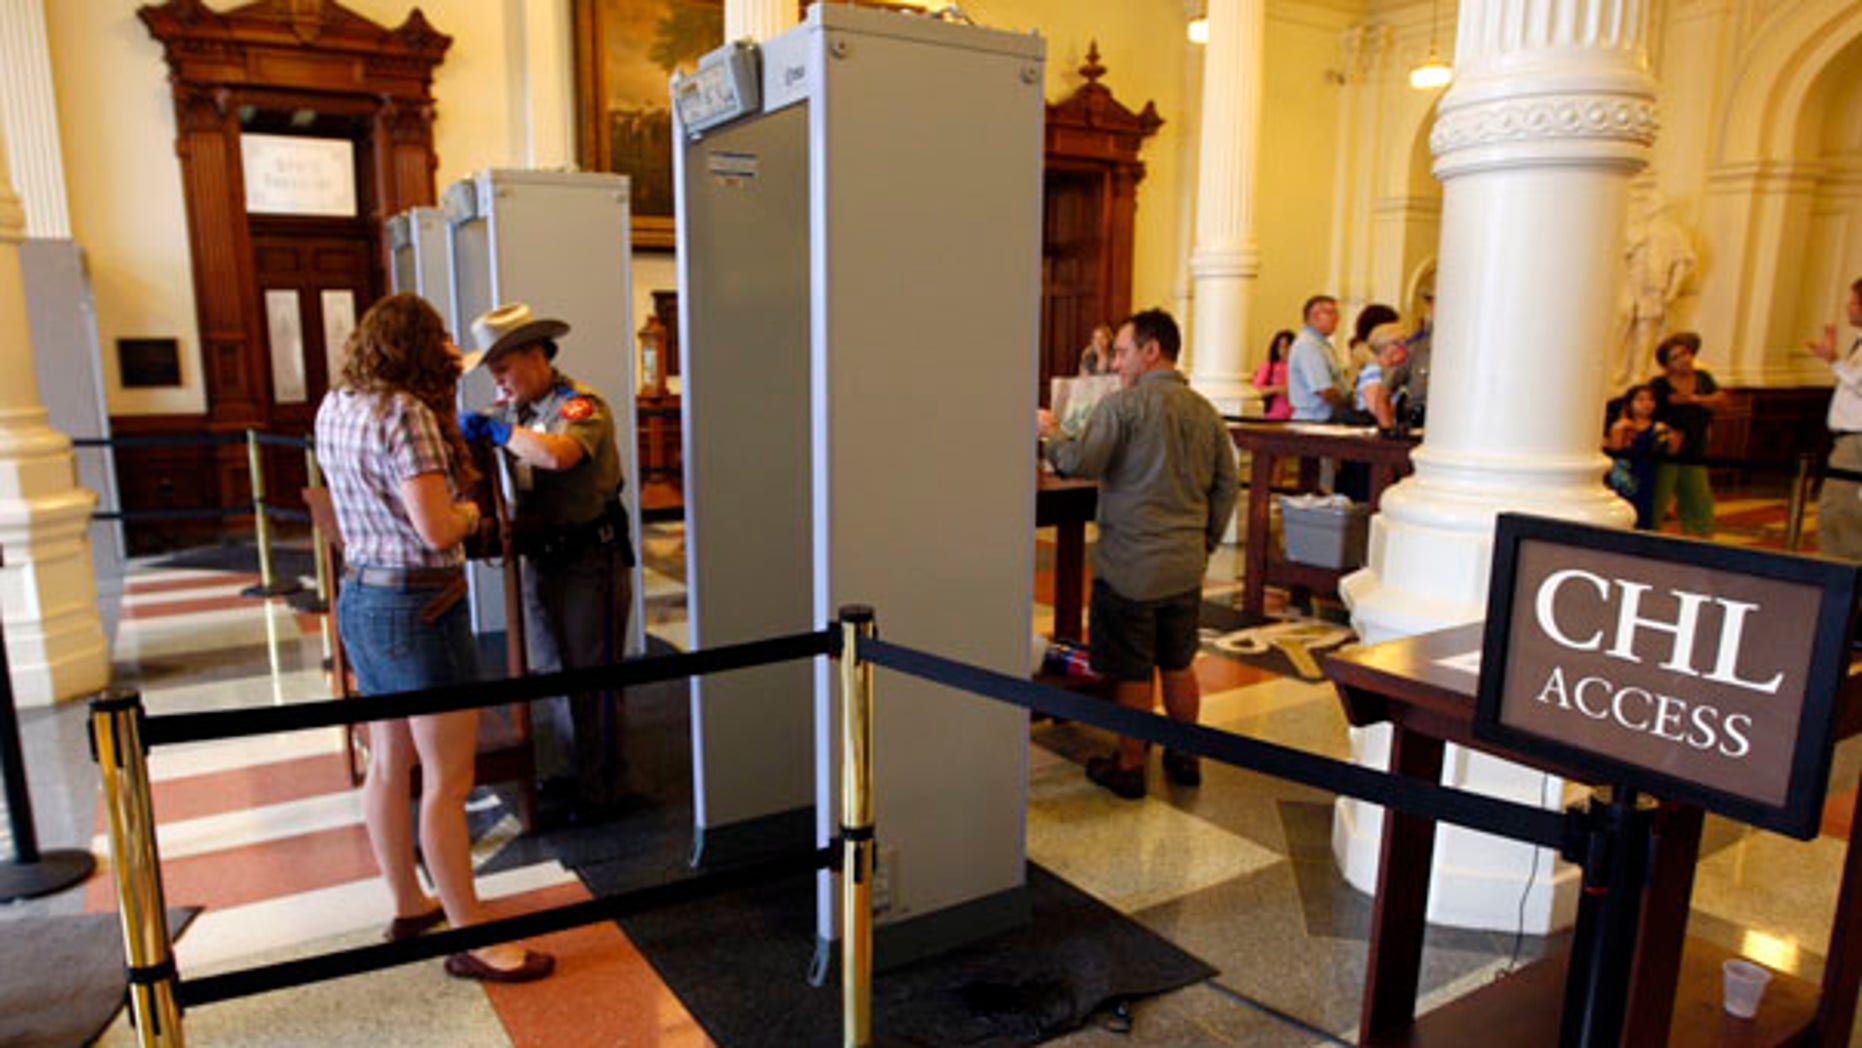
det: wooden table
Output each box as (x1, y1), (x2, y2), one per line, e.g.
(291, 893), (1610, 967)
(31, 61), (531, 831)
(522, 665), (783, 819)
(1323, 624), (1862, 1047)
(1036, 473), (1097, 643)
(1231, 423), (1416, 617)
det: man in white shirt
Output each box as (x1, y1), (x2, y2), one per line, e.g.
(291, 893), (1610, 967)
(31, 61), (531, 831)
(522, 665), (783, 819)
(1808, 277), (1862, 560)
(1286, 295), (1344, 421)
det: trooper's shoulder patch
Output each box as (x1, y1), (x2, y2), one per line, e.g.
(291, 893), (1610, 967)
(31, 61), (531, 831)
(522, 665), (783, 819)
(560, 397), (595, 422)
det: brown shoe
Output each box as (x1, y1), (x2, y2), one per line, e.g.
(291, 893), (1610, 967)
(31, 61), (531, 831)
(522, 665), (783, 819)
(444, 949), (556, 984)
(1162, 750), (1202, 788)
(384, 906), (445, 942)
(1086, 755), (1145, 800)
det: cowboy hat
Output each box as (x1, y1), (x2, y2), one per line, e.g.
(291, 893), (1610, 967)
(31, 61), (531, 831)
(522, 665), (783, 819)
(463, 302), (570, 370)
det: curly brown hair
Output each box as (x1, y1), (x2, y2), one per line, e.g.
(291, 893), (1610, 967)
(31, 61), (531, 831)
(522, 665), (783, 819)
(337, 293), (478, 488)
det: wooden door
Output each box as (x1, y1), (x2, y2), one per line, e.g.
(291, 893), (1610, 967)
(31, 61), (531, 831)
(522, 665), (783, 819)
(252, 225), (380, 508)
(1041, 167), (1107, 403)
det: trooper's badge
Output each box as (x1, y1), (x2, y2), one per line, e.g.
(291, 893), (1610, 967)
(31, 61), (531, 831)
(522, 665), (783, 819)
(560, 397), (594, 421)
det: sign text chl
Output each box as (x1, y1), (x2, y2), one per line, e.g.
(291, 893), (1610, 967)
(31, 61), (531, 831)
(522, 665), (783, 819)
(1529, 568), (1782, 758)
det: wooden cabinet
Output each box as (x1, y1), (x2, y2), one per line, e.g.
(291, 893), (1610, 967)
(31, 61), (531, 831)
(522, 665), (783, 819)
(1041, 44), (1160, 403)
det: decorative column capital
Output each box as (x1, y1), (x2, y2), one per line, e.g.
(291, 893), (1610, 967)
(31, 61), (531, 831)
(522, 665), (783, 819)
(1432, 90), (1658, 175)
(1338, 24), (1394, 83)
(1433, 0), (1657, 178)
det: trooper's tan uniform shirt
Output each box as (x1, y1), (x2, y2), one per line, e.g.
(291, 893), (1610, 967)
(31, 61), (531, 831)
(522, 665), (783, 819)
(489, 371), (625, 526)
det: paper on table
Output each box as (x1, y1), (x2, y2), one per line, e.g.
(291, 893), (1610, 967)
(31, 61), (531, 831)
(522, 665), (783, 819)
(1435, 650), (1481, 675)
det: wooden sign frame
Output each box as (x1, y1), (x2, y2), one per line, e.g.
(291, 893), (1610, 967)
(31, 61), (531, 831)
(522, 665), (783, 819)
(1474, 513), (1859, 839)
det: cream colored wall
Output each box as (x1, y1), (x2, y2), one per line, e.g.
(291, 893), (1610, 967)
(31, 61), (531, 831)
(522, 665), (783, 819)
(966, 0), (1191, 317)
(46, 2), (200, 417)
(45, 0), (538, 418)
(1252, 3), (1355, 355)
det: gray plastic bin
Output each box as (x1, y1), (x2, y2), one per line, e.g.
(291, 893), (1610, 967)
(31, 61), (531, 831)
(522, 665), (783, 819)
(1280, 498), (1370, 571)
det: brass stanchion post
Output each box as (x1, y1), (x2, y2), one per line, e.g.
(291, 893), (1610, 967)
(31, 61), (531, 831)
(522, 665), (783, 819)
(90, 690), (184, 1047)
(838, 606), (876, 1048)
(240, 430), (303, 599)
(1785, 452), (1813, 552)
(247, 429), (276, 593)
(306, 445), (332, 618)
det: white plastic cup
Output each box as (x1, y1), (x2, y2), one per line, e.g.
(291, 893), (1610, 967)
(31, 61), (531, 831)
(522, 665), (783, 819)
(1722, 958), (1772, 1019)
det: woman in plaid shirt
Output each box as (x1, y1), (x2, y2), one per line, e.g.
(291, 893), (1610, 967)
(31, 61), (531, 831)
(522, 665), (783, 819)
(315, 293), (553, 983)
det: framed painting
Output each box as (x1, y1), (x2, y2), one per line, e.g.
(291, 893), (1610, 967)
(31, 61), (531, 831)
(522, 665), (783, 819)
(574, 0), (724, 250)
(574, 2), (931, 250)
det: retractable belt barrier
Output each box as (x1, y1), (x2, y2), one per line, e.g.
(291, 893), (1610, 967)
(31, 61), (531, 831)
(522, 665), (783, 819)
(74, 428), (320, 596)
(87, 605), (1706, 1048)
(92, 627), (846, 1048)
(855, 637), (1572, 853)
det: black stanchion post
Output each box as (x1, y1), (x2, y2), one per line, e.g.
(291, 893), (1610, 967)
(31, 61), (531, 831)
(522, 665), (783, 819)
(0, 546), (96, 897)
(90, 689), (184, 1047)
(838, 605), (876, 1048)
(1559, 786), (1655, 1048)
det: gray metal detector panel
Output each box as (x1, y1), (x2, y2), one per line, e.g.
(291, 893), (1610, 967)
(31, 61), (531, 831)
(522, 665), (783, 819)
(677, 103), (815, 830)
(806, 8), (1043, 938)
(19, 240), (124, 578)
(442, 172), (645, 655)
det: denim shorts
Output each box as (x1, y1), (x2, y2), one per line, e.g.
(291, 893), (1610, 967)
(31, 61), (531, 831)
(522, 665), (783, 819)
(1088, 579), (1202, 682)
(337, 579), (479, 696)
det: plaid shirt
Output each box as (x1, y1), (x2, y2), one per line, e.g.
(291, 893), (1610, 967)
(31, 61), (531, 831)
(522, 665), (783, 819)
(314, 388), (464, 569)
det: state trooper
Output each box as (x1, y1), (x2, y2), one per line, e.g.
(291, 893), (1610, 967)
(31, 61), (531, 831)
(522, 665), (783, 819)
(460, 302), (634, 821)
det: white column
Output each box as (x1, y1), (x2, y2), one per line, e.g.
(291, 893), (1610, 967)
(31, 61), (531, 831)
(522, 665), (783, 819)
(0, 123), (108, 706)
(725, 0), (796, 43)
(1187, 0), (1265, 414)
(0, 0), (70, 238)
(1334, 0), (1655, 931)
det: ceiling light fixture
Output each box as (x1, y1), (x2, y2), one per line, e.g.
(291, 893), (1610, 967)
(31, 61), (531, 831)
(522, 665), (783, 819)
(1408, 0), (1452, 89)
(1188, 15), (1208, 45)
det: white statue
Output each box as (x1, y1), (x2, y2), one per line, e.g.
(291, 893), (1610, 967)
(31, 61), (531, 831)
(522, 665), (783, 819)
(1610, 193), (1697, 391)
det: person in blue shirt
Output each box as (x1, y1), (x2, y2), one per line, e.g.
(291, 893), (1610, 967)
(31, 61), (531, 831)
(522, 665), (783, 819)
(1286, 295), (1344, 421)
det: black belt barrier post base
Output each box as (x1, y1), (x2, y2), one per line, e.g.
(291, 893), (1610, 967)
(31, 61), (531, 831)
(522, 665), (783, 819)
(0, 554), (95, 900)
(1558, 786), (1655, 1048)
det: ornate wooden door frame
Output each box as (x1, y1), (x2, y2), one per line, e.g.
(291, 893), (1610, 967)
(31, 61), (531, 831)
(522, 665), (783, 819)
(1042, 44), (1161, 378)
(139, 0), (449, 451)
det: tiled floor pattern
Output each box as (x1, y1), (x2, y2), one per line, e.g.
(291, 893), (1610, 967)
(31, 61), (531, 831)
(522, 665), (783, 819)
(72, 558), (715, 1047)
(7, 484), (1861, 1046)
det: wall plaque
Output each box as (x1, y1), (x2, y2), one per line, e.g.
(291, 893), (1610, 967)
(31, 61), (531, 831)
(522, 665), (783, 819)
(242, 134), (357, 217)
(1475, 513), (1859, 838)
(118, 338), (181, 388)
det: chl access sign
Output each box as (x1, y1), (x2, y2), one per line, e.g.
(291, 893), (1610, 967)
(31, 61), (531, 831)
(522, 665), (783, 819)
(1475, 514), (1861, 839)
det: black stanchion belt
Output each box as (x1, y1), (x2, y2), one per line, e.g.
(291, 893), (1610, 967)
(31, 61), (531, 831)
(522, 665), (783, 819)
(178, 845), (831, 1008)
(262, 506), (313, 524)
(251, 432), (313, 449)
(859, 638), (1569, 851)
(71, 434), (246, 449)
(91, 506), (254, 522)
(139, 629), (836, 748)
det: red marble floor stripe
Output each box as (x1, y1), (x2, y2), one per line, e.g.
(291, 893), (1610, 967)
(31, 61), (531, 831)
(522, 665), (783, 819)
(124, 573), (261, 596)
(478, 882), (713, 1048)
(151, 752), (353, 824)
(88, 823), (380, 914)
(119, 592), (267, 621)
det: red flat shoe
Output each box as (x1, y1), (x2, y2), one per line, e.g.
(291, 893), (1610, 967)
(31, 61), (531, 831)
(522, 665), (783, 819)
(444, 949), (555, 984)
(384, 906), (446, 942)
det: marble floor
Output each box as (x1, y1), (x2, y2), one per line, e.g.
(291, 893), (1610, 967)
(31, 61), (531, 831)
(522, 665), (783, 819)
(2, 486), (1859, 1046)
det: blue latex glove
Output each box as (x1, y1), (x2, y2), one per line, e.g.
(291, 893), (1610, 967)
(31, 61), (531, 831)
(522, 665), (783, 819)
(459, 411), (512, 446)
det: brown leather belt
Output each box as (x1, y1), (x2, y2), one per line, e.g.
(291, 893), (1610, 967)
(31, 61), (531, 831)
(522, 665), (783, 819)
(346, 565), (465, 589)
